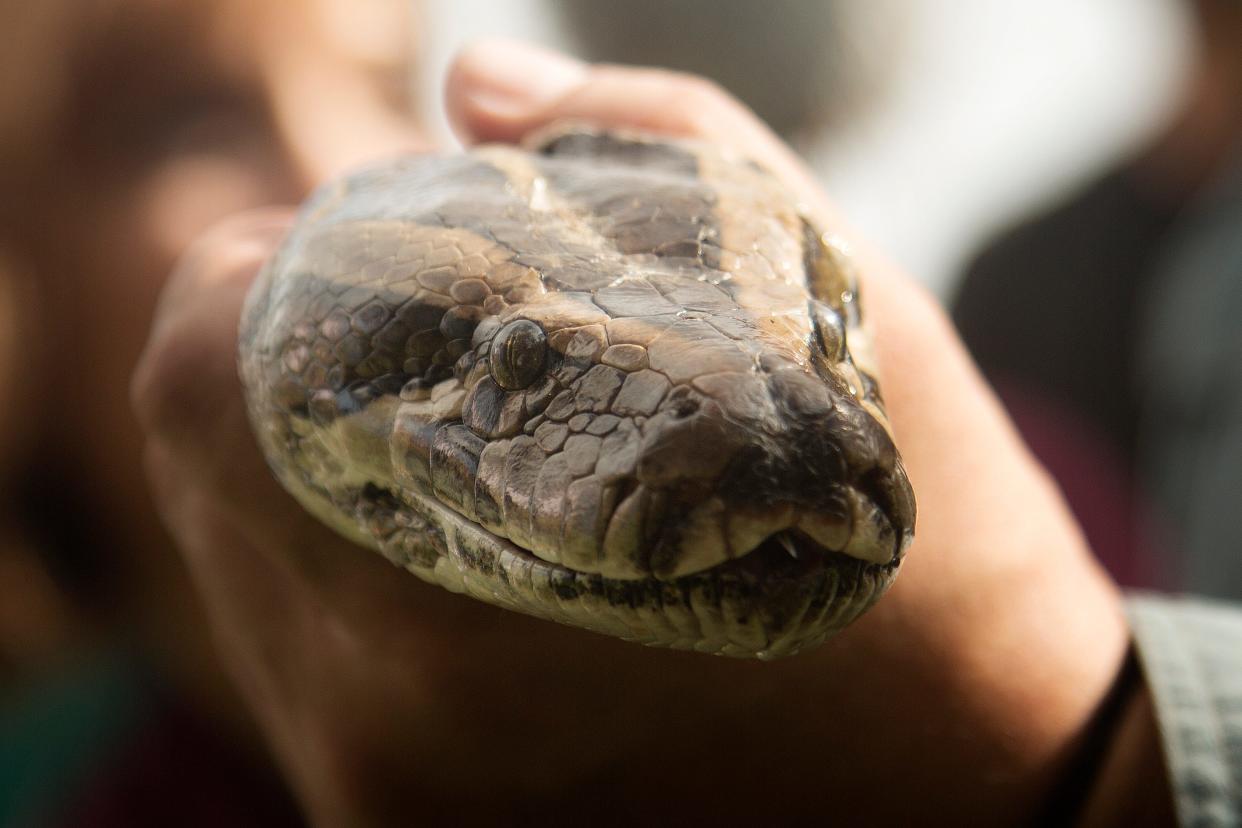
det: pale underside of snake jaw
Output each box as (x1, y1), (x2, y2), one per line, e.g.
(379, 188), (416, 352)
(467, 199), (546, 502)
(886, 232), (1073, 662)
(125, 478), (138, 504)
(239, 127), (915, 658)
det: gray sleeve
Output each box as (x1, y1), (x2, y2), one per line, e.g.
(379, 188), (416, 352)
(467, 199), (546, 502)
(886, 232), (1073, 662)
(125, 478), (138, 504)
(1126, 593), (1242, 827)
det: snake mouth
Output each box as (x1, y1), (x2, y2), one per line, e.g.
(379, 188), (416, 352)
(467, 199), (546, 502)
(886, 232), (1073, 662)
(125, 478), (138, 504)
(728, 528), (892, 576)
(710, 528), (904, 593)
(416, 478), (905, 587)
(648, 483), (912, 581)
(424, 500), (903, 658)
(498, 518), (902, 584)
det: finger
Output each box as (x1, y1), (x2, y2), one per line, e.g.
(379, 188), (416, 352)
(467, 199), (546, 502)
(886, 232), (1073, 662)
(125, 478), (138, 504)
(148, 208), (297, 344)
(132, 209), (335, 559)
(134, 210), (294, 495)
(445, 39), (839, 224)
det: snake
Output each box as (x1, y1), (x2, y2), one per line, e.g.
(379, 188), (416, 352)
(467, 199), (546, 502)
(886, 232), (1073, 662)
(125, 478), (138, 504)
(239, 127), (915, 658)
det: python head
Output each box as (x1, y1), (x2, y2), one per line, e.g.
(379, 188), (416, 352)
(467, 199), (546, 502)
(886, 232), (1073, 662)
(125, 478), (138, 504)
(240, 128), (915, 658)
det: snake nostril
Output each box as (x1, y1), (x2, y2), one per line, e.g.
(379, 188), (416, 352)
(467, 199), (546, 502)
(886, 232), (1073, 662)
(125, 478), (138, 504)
(673, 398), (700, 419)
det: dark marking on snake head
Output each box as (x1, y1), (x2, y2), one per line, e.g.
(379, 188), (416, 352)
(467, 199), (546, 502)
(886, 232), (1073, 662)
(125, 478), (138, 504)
(535, 130), (701, 177)
(637, 397), (739, 489)
(440, 305), (484, 341)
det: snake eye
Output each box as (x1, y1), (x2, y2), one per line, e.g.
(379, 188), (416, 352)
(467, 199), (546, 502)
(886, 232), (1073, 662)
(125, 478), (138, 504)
(489, 320), (548, 390)
(809, 300), (846, 362)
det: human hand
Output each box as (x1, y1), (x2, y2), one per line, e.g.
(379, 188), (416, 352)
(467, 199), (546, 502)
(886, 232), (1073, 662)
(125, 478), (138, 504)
(133, 40), (1129, 825)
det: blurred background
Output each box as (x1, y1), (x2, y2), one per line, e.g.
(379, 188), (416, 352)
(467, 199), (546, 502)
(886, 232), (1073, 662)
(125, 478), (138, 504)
(3, 0), (1239, 824)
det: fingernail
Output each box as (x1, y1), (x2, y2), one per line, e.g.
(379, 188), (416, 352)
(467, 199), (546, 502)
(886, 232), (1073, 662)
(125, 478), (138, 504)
(457, 39), (587, 117)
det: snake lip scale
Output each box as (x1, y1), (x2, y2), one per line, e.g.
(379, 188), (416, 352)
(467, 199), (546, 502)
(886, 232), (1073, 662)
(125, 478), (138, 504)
(240, 126), (916, 658)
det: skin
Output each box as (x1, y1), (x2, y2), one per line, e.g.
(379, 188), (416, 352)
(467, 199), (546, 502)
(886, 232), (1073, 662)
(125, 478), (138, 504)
(133, 40), (1172, 826)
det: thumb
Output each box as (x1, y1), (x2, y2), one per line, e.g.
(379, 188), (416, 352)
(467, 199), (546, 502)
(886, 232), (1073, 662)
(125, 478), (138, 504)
(444, 38), (836, 228)
(445, 39), (588, 143)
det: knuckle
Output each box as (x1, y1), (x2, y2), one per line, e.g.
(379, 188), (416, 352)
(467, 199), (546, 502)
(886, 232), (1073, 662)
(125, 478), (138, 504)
(673, 73), (733, 108)
(651, 72), (734, 132)
(668, 72), (731, 109)
(132, 214), (284, 440)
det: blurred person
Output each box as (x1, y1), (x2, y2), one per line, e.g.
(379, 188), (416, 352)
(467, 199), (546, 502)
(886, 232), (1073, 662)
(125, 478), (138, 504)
(952, 0), (1242, 596)
(0, 1), (421, 824)
(131, 39), (1242, 826)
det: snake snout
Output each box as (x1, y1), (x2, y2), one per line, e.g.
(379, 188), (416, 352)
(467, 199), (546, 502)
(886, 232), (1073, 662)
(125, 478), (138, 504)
(617, 365), (914, 580)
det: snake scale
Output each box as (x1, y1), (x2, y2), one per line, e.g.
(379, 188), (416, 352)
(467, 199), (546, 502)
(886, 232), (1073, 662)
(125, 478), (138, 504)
(239, 127), (915, 658)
